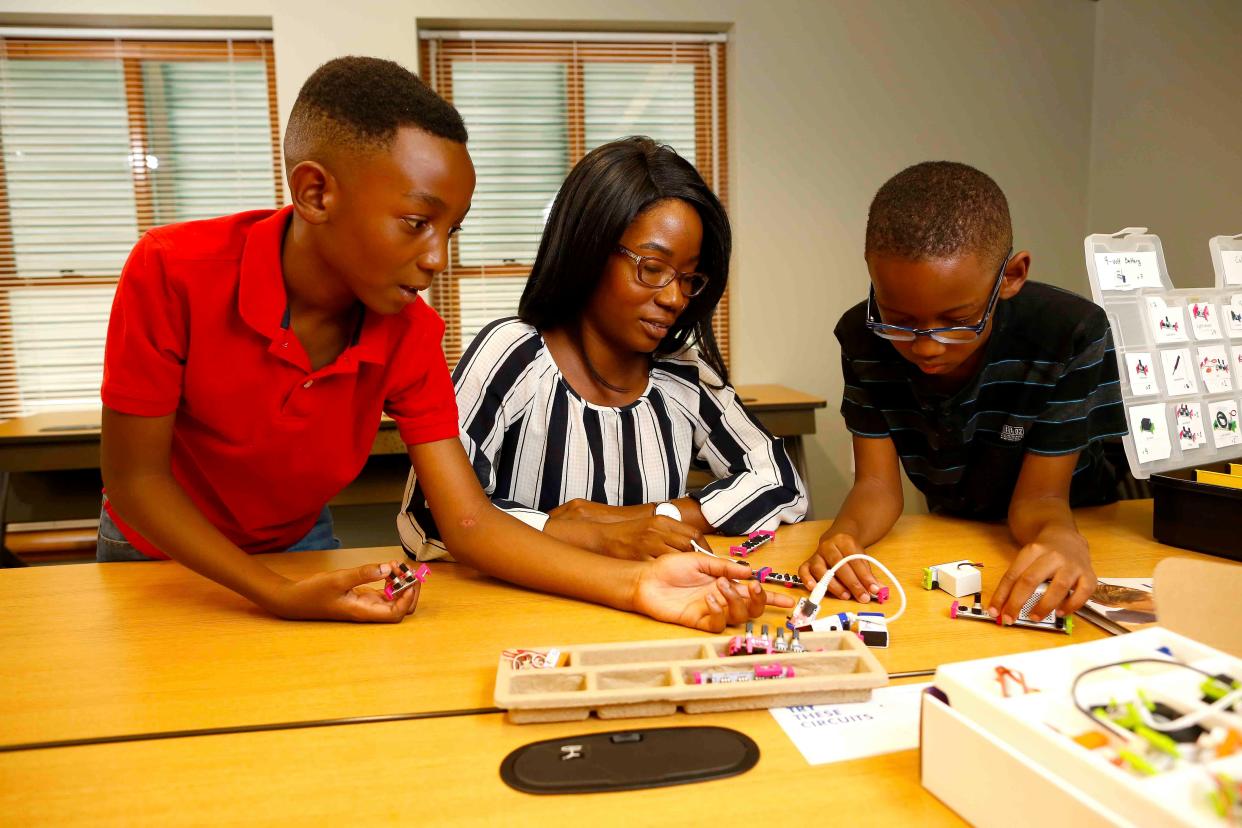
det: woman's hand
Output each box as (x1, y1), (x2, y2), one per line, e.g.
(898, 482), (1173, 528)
(547, 514), (708, 560)
(548, 499), (649, 524)
(631, 553), (794, 632)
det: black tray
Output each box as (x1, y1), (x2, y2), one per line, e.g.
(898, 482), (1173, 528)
(1151, 460), (1242, 561)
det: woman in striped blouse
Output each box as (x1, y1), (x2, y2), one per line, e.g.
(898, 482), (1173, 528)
(399, 137), (807, 563)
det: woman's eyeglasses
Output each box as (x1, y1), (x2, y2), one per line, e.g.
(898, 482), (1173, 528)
(616, 245), (710, 297)
(865, 250), (1012, 344)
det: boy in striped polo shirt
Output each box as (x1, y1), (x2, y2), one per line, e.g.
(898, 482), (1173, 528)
(799, 161), (1126, 626)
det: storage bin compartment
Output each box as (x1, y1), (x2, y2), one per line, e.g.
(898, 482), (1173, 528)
(574, 643), (705, 666)
(595, 668), (675, 690)
(507, 672), (586, 695)
(1151, 460), (1242, 561)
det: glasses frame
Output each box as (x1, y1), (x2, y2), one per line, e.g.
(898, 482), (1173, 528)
(865, 248), (1013, 345)
(615, 245), (710, 297)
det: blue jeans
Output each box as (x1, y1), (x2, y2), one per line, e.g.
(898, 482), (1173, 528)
(96, 503), (341, 562)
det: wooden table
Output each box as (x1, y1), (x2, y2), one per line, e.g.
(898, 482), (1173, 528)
(0, 499), (1217, 825)
(0, 692), (959, 826)
(0, 501), (1194, 750)
(0, 384), (826, 530)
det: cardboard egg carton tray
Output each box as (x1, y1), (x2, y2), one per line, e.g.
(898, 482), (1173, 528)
(494, 630), (888, 724)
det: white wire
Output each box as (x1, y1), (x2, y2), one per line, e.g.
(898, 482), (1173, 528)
(820, 553), (907, 624)
(691, 543), (907, 624)
(1139, 686), (1242, 732)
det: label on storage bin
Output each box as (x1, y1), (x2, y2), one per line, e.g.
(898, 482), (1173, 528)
(1174, 401), (1206, 450)
(1095, 252), (1162, 291)
(1160, 348), (1197, 396)
(1208, 399), (1242, 448)
(1189, 301), (1222, 340)
(1223, 250), (1242, 286)
(1147, 296), (1189, 344)
(1128, 403), (1171, 463)
(1124, 352), (1158, 396)
(1228, 296), (1242, 337)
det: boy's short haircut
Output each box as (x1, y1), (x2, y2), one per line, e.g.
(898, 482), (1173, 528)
(284, 56), (467, 173)
(865, 161), (1012, 271)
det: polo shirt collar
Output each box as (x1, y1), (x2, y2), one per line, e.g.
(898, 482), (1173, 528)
(239, 206), (295, 339)
(350, 305), (393, 365)
(238, 205), (394, 368)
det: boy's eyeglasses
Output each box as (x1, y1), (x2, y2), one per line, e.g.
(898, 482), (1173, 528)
(865, 249), (1012, 345)
(616, 245), (710, 297)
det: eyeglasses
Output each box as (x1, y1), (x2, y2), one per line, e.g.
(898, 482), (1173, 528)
(865, 249), (1012, 344)
(615, 245), (710, 297)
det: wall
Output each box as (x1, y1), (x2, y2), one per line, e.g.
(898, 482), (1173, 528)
(1088, 0), (1242, 288)
(1, 0), (1101, 521)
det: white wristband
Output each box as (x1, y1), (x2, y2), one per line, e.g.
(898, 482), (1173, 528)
(654, 501), (682, 522)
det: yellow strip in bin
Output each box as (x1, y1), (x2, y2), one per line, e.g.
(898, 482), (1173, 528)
(1195, 468), (1242, 490)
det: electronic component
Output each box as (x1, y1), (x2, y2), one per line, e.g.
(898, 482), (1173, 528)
(727, 621), (774, 656)
(994, 665), (1036, 697)
(949, 589), (1073, 635)
(789, 629), (805, 653)
(502, 648), (564, 670)
(384, 561), (430, 600)
(729, 530), (775, 558)
(922, 559), (983, 597)
(801, 611), (852, 633)
(752, 566), (806, 590)
(855, 612), (889, 649)
(786, 553), (906, 646)
(692, 663), (795, 684)
(774, 628), (788, 653)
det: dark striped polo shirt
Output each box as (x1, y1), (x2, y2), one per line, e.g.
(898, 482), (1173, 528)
(838, 281), (1127, 519)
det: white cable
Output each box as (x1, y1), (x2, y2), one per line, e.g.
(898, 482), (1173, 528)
(1139, 686), (1242, 732)
(820, 553), (907, 623)
(691, 543), (907, 624)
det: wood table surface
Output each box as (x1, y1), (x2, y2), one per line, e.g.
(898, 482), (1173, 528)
(0, 681), (960, 827)
(0, 500), (1198, 750)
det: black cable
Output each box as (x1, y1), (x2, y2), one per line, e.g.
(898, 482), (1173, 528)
(0, 706), (503, 754)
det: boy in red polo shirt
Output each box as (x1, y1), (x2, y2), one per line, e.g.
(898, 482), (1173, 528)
(100, 56), (785, 629)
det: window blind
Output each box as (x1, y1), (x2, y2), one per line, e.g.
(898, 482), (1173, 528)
(419, 32), (729, 367)
(0, 33), (280, 421)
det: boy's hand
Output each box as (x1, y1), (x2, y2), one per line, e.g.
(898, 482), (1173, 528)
(267, 561), (420, 623)
(548, 515), (708, 560)
(988, 528), (1095, 624)
(798, 532), (881, 602)
(631, 554), (795, 632)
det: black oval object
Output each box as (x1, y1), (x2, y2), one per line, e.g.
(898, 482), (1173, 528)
(499, 726), (759, 794)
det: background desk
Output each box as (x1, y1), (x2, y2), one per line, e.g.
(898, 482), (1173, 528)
(0, 384), (826, 556)
(0, 501), (1194, 749)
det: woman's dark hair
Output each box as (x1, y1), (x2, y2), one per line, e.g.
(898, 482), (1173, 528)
(518, 136), (731, 384)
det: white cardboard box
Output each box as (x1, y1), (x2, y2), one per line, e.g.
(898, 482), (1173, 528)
(921, 626), (1242, 827)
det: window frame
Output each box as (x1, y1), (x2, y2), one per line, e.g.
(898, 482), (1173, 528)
(0, 34), (281, 421)
(419, 34), (730, 367)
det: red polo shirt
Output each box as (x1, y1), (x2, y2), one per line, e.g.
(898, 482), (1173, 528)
(101, 206), (459, 558)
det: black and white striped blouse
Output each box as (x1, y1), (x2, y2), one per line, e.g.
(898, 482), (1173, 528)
(398, 317), (807, 560)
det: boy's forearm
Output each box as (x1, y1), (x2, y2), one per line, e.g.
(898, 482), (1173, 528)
(827, 478), (903, 547)
(441, 503), (643, 611)
(1008, 494), (1079, 547)
(104, 471), (289, 608)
